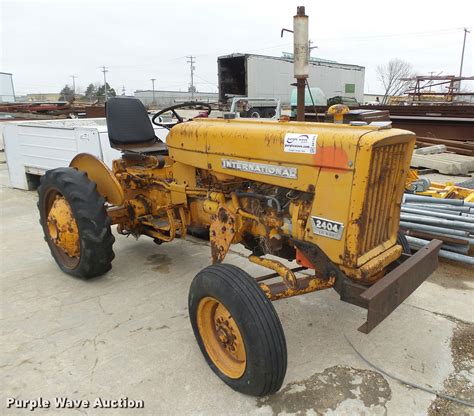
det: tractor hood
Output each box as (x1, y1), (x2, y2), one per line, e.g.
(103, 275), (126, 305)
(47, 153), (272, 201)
(166, 118), (414, 193)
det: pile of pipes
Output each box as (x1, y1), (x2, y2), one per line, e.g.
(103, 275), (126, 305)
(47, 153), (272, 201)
(400, 194), (474, 265)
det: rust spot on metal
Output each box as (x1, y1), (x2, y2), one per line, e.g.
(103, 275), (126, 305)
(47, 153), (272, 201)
(260, 275), (335, 301)
(47, 196), (80, 258)
(313, 145), (349, 171)
(210, 207), (236, 263)
(249, 255), (298, 290)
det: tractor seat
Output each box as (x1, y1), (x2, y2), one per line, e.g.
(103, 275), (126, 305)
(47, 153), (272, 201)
(105, 97), (168, 155)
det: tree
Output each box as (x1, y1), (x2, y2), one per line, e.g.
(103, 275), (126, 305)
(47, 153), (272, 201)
(59, 84), (74, 101)
(84, 83), (98, 102)
(97, 82), (116, 100)
(376, 59), (414, 104)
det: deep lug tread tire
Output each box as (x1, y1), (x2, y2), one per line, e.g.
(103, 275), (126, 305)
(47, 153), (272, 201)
(38, 167), (115, 279)
(189, 263), (287, 396)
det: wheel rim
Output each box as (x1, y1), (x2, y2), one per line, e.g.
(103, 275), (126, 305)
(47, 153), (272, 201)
(250, 110), (260, 118)
(197, 296), (247, 379)
(45, 190), (80, 268)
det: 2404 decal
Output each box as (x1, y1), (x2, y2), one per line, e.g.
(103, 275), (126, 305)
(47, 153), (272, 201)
(311, 216), (344, 240)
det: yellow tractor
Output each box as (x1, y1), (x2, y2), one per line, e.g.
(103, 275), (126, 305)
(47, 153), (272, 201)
(38, 98), (441, 396)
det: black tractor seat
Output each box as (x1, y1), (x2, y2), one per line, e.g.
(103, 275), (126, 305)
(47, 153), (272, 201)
(114, 141), (168, 155)
(106, 97), (168, 155)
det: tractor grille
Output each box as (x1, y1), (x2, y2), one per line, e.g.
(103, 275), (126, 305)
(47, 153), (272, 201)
(359, 142), (409, 256)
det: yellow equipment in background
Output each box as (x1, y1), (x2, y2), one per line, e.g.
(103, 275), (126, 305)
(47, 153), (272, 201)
(406, 170), (474, 202)
(37, 99), (442, 397)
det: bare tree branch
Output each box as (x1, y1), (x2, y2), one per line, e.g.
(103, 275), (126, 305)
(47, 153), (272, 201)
(376, 59), (414, 104)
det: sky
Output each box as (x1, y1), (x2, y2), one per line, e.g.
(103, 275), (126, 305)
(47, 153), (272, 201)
(1, 0), (473, 96)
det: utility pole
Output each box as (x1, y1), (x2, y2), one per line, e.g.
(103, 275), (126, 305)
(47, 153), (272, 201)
(459, 28), (470, 91)
(70, 75), (78, 99)
(186, 56), (196, 100)
(150, 78), (157, 106)
(100, 66), (109, 102)
(428, 71), (435, 92)
(459, 28), (470, 77)
(308, 39), (317, 57)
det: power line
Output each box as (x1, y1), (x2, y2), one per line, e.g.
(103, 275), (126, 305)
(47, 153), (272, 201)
(193, 74), (217, 86)
(87, 27), (469, 74)
(318, 27), (470, 43)
(186, 56), (196, 99)
(166, 28), (467, 60)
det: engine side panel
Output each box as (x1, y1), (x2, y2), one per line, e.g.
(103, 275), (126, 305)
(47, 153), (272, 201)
(167, 118), (415, 280)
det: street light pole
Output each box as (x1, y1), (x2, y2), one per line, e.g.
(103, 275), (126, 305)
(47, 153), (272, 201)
(70, 75), (77, 99)
(151, 78), (156, 106)
(100, 66), (109, 102)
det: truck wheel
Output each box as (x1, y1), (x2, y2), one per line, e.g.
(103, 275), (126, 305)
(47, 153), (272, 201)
(38, 167), (115, 279)
(248, 107), (261, 118)
(189, 264), (287, 396)
(263, 108), (276, 118)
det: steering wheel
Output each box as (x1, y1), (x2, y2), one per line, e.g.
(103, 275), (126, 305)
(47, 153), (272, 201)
(152, 102), (212, 127)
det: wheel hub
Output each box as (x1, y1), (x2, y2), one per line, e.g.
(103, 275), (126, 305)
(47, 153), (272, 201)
(197, 297), (247, 379)
(215, 317), (237, 352)
(47, 196), (80, 258)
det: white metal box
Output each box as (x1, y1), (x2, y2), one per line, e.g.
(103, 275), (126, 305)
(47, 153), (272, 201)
(4, 118), (168, 190)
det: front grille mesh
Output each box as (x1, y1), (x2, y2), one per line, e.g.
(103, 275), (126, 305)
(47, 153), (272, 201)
(359, 143), (409, 255)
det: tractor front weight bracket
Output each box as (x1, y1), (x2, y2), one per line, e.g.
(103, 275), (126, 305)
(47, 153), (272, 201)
(292, 239), (443, 334)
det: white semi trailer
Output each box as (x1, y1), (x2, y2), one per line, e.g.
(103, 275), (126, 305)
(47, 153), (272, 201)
(217, 53), (365, 114)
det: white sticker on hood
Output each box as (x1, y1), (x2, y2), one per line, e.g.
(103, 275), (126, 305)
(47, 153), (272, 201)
(284, 133), (317, 154)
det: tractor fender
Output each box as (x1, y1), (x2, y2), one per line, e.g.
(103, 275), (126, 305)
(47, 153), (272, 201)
(69, 153), (124, 206)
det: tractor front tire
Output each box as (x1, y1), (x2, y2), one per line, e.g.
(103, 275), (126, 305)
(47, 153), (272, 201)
(189, 264), (287, 396)
(38, 167), (115, 279)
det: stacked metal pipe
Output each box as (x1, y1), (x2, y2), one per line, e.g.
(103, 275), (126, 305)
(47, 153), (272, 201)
(400, 194), (474, 265)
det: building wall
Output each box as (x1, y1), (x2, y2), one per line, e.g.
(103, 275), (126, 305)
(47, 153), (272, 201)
(363, 93), (384, 104)
(134, 90), (218, 107)
(26, 93), (61, 102)
(0, 72), (15, 102)
(246, 55), (365, 104)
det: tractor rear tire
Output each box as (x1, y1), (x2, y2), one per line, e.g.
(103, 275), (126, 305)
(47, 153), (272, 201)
(189, 263), (287, 396)
(38, 167), (115, 279)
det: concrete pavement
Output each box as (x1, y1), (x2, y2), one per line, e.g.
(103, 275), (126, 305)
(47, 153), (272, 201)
(1, 161), (473, 415)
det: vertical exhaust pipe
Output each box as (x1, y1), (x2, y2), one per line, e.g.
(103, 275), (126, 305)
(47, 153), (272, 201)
(294, 6), (309, 121)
